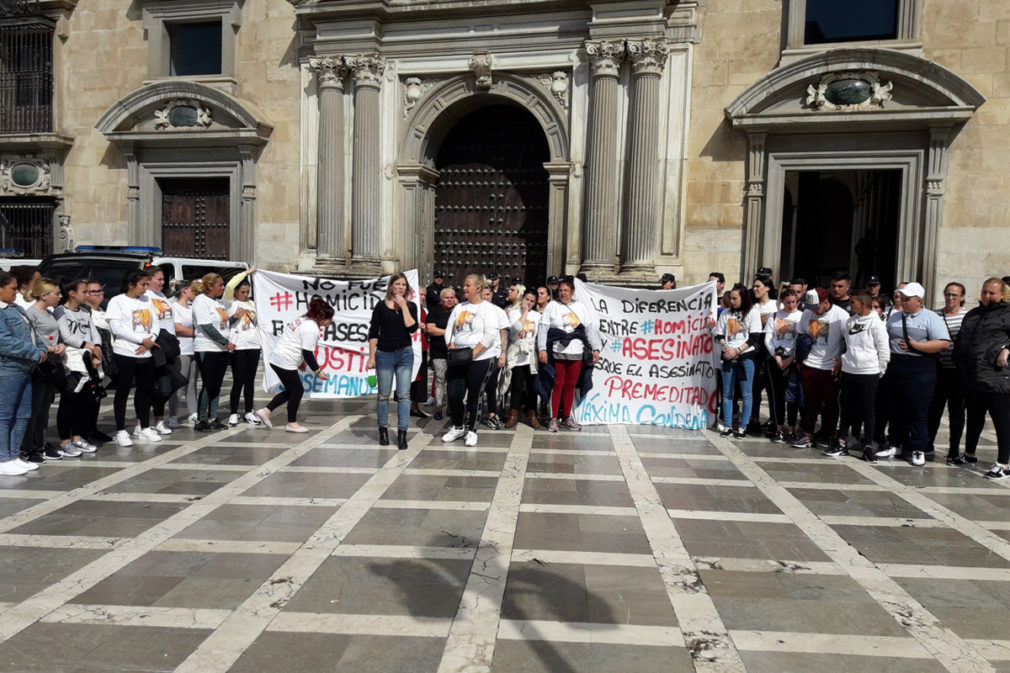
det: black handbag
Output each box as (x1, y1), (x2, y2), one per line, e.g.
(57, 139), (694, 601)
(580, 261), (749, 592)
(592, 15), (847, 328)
(447, 347), (473, 367)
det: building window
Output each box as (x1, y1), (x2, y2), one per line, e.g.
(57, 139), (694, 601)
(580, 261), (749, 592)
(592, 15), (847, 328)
(0, 197), (54, 257)
(0, 21), (53, 134)
(169, 21), (223, 76)
(805, 0), (898, 45)
(786, 0), (918, 52)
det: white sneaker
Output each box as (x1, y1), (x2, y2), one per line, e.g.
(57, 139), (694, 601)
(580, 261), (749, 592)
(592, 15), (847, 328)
(73, 439), (98, 453)
(138, 427), (163, 443)
(911, 451), (926, 466)
(228, 414), (241, 427)
(58, 443), (83, 458)
(464, 431), (478, 447)
(187, 413), (198, 424)
(875, 446), (897, 458)
(425, 395), (436, 406)
(0, 460), (28, 476)
(255, 408), (273, 429)
(14, 458), (39, 472)
(132, 425), (142, 437)
(442, 426), (466, 442)
(114, 430), (134, 447)
(244, 412), (261, 425)
(155, 421), (173, 435)
(285, 423), (309, 434)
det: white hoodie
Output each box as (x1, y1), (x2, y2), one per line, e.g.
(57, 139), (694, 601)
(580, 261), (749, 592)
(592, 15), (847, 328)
(841, 313), (890, 375)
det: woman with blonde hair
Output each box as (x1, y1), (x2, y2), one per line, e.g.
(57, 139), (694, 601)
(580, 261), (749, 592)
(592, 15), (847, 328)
(191, 273), (234, 432)
(367, 272), (418, 449)
(23, 278), (68, 461)
(443, 273), (502, 447)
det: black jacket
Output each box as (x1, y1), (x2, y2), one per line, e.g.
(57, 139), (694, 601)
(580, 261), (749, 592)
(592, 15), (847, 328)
(953, 301), (1010, 395)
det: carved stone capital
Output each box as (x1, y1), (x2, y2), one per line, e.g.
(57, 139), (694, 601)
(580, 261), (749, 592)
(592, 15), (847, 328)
(346, 55), (386, 89)
(309, 57), (348, 91)
(584, 40), (624, 79)
(626, 39), (670, 77)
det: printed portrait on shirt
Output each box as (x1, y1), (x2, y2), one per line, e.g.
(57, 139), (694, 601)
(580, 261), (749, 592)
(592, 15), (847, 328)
(726, 317), (741, 336)
(519, 319), (536, 339)
(132, 308), (152, 332)
(215, 307), (228, 327)
(454, 310), (476, 332)
(775, 318), (796, 336)
(562, 311), (581, 329)
(808, 318), (829, 341)
(239, 310), (256, 330)
(150, 297), (171, 321)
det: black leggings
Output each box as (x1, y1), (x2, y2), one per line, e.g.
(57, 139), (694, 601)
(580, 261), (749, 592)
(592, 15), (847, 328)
(965, 392), (1010, 463)
(509, 365), (537, 413)
(57, 389), (95, 440)
(448, 359), (494, 432)
(266, 364), (304, 423)
(196, 351), (230, 421)
(113, 354), (154, 431)
(765, 360), (798, 428)
(23, 378), (56, 453)
(484, 360), (499, 417)
(927, 366), (966, 456)
(838, 372), (879, 444)
(230, 349), (261, 415)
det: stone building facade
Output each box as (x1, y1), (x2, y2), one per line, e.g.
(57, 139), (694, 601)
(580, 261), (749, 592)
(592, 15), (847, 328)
(0, 0), (1005, 300)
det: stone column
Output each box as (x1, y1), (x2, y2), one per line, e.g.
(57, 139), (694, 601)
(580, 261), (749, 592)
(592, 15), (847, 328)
(620, 38), (669, 274)
(347, 54), (386, 273)
(310, 57), (348, 271)
(922, 126), (952, 302)
(238, 145), (256, 263)
(580, 39), (624, 276)
(744, 132), (767, 283)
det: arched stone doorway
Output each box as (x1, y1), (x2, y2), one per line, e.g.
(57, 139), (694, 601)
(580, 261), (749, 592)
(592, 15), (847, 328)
(433, 104), (549, 288)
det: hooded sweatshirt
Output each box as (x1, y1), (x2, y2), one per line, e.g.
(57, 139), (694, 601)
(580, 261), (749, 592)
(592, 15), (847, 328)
(841, 312), (890, 375)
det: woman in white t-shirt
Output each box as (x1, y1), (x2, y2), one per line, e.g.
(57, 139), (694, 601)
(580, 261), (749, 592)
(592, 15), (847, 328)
(191, 273), (233, 432)
(749, 275), (778, 434)
(763, 288), (803, 442)
(106, 270), (161, 447)
(226, 270), (261, 427)
(169, 281), (197, 428)
(256, 297), (333, 432)
(505, 288), (540, 429)
(143, 267), (174, 436)
(713, 283), (763, 438)
(536, 277), (601, 433)
(442, 274), (502, 448)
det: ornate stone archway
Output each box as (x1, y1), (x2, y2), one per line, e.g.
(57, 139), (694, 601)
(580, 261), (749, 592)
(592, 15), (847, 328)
(395, 72), (571, 278)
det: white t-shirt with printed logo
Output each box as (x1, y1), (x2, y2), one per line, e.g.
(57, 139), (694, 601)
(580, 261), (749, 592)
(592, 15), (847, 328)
(270, 318), (321, 370)
(107, 294), (158, 359)
(145, 289), (174, 335)
(171, 301), (194, 356)
(192, 293), (231, 353)
(228, 299), (261, 350)
(444, 301), (501, 361)
(538, 299), (599, 359)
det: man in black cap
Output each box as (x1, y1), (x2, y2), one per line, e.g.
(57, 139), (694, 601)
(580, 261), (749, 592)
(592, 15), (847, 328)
(547, 275), (560, 299)
(425, 270), (446, 312)
(865, 275), (881, 299)
(487, 272), (508, 308)
(660, 273), (676, 290)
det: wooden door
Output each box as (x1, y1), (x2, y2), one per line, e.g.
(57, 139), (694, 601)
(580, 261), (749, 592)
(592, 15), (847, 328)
(434, 105), (549, 288)
(161, 178), (230, 259)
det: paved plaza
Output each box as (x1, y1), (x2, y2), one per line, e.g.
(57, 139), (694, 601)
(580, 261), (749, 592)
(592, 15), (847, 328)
(0, 395), (1007, 673)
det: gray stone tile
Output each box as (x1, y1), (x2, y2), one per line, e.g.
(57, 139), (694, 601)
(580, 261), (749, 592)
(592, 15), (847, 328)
(502, 561), (677, 626)
(173, 504), (335, 543)
(832, 524), (1010, 568)
(9, 500), (188, 537)
(513, 512), (652, 554)
(922, 491), (1010, 522)
(640, 455), (746, 480)
(788, 487), (930, 519)
(105, 467), (243, 496)
(521, 477), (633, 507)
(380, 474), (499, 502)
(737, 651), (947, 673)
(1, 467), (123, 491)
(759, 460), (876, 484)
(285, 556), (471, 618)
(631, 435), (721, 455)
(408, 448), (508, 471)
(171, 444), (288, 466)
(291, 447), (401, 468)
(673, 519), (831, 562)
(342, 507), (487, 548)
(0, 547), (107, 602)
(532, 434), (615, 451)
(230, 633), (445, 673)
(526, 452), (623, 476)
(655, 483), (782, 514)
(241, 471), (373, 499)
(493, 641), (694, 673)
(896, 577), (1010, 640)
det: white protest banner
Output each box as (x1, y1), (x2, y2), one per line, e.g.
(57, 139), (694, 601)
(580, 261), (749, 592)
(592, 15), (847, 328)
(572, 279), (719, 429)
(255, 269), (421, 397)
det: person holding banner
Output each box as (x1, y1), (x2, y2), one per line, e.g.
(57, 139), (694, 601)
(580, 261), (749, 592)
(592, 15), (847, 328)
(536, 276), (601, 432)
(366, 273), (419, 450)
(713, 283), (763, 439)
(192, 274), (234, 432)
(256, 297), (333, 432)
(443, 274), (502, 447)
(226, 272), (262, 427)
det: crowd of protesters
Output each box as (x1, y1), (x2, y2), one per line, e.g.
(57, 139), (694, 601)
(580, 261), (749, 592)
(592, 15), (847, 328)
(0, 260), (1005, 482)
(710, 267), (1010, 480)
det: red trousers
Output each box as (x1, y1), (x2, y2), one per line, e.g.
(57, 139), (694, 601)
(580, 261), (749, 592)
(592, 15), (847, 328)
(552, 359), (583, 419)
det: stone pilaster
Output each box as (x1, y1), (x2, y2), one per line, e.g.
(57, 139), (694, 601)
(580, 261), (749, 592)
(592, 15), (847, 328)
(580, 39), (624, 276)
(620, 38), (669, 274)
(923, 126), (952, 301)
(347, 54), (386, 273)
(310, 57), (348, 272)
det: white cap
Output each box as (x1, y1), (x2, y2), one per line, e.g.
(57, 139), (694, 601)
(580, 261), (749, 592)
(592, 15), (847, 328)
(898, 282), (925, 299)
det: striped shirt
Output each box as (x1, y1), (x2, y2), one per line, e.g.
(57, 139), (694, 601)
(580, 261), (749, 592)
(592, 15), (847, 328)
(936, 307), (966, 369)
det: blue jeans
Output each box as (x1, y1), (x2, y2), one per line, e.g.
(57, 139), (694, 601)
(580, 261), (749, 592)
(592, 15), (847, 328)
(0, 373), (32, 461)
(721, 357), (754, 429)
(376, 346), (414, 431)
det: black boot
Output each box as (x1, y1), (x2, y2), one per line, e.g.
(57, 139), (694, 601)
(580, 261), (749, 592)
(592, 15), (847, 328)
(397, 429), (408, 450)
(378, 427), (389, 446)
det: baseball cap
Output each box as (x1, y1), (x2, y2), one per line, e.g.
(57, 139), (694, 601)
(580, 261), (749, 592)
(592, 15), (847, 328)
(866, 275), (881, 286)
(487, 272), (499, 281)
(433, 269), (446, 279)
(757, 266), (773, 277)
(660, 273), (676, 284)
(898, 282), (925, 299)
(547, 275), (560, 285)
(814, 287), (829, 303)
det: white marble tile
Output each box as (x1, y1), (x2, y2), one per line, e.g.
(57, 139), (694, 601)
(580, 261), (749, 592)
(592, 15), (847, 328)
(692, 556), (844, 575)
(331, 544), (476, 560)
(42, 604), (231, 630)
(729, 630), (930, 658)
(403, 468), (502, 478)
(666, 509), (792, 523)
(523, 472), (625, 482)
(0, 533), (124, 550)
(157, 538), (303, 555)
(517, 503), (637, 516)
(268, 612), (452, 638)
(511, 548), (656, 567)
(372, 499), (489, 511)
(498, 619), (683, 646)
(652, 476), (757, 487)
(227, 496), (347, 508)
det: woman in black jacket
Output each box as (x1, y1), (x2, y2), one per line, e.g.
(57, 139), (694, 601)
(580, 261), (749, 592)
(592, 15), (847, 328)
(367, 273), (418, 449)
(953, 277), (1010, 478)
